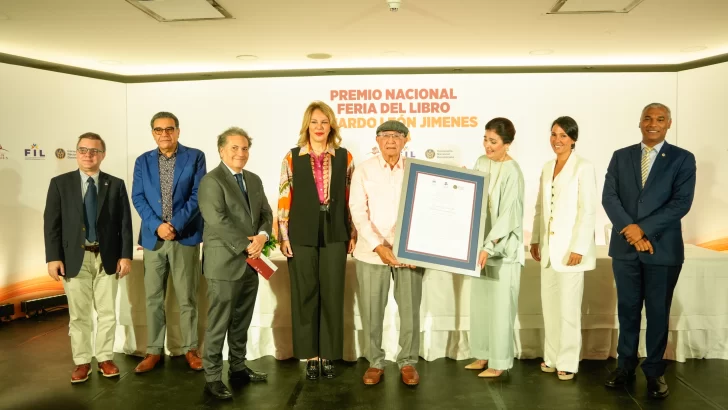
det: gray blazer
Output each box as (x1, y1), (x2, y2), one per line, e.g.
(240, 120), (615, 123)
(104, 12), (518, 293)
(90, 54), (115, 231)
(198, 162), (273, 281)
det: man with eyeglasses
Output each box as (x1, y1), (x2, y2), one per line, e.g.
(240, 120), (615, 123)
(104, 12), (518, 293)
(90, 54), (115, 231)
(349, 120), (424, 386)
(44, 132), (133, 383)
(131, 111), (207, 373)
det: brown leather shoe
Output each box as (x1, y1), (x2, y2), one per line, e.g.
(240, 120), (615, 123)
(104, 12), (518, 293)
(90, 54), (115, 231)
(400, 365), (419, 386)
(71, 364), (92, 384)
(134, 354), (162, 373)
(98, 360), (120, 377)
(185, 349), (203, 371)
(363, 368), (384, 385)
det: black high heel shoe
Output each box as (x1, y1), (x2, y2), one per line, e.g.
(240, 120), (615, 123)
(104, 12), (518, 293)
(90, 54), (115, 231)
(306, 359), (320, 380)
(321, 359), (336, 379)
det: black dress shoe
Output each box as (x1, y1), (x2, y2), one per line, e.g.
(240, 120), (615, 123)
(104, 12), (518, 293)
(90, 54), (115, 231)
(204, 381), (232, 400)
(229, 367), (268, 382)
(321, 359), (335, 379)
(647, 376), (669, 399)
(605, 368), (635, 388)
(306, 359), (320, 380)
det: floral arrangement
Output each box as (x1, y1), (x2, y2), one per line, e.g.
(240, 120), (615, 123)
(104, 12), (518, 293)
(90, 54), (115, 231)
(262, 234), (279, 257)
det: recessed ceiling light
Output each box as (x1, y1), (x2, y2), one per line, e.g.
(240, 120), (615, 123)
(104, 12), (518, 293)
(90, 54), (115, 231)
(236, 54), (258, 61)
(680, 46), (707, 53)
(382, 51), (404, 57)
(99, 60), (122, 65)
(529, 49), (554, 56)
(307, 53), (332, 60)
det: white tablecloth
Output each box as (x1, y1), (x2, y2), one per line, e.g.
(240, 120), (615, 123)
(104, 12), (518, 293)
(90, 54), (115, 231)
(114, 245), (728, 362)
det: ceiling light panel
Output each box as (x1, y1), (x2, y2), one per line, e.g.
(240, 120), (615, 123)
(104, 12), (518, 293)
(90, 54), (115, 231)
(126, 0), (232, 22)
(549, 0), (645, 14)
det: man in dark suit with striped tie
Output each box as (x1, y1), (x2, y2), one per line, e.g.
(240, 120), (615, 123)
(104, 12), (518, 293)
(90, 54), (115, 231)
(602, 103), (697, 399)
(197, 127), (273, 400)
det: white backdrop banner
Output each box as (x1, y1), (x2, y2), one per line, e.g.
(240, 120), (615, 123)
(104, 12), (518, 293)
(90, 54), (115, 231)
(126, 72), (678, 247)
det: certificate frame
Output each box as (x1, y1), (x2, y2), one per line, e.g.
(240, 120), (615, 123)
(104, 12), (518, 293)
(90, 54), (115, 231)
(392, 158), (488, 276)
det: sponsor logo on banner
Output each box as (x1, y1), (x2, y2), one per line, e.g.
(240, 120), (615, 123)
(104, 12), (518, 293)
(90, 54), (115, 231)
(0, 143), (8, 160)
(402, 145), (416, 158)
(55, 148), (77, 159)
(424, 148), (457, 161)
(435, 149), (455, 160)
(24, 144), (46, 160)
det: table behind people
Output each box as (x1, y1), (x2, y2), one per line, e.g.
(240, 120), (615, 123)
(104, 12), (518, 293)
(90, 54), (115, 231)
(115, 244), (728, 363)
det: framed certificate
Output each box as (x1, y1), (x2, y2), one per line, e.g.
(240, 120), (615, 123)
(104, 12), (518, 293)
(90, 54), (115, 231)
(393, 159), (488, 277)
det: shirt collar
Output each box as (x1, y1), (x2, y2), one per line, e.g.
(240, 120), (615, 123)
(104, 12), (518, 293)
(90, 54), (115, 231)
(376, 154), (405, 169)
(158, 146), (178, 159)
(222, 162), (243, 176)
(79, 170), (100, 184)
(641, 140), (666, 153)
(299, 143), (336, 157)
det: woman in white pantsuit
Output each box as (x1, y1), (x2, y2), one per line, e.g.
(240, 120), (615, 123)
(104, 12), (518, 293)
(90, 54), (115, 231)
(530, 116), (596, 381)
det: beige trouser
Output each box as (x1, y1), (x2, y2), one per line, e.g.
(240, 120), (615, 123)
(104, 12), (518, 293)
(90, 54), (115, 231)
(63, 251), (118, 365)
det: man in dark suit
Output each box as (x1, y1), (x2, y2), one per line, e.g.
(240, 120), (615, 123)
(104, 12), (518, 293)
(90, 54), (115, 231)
(44, 132), (133, 383)
(602, 103), (696, 399)
(131, 112), (207, 373)
(198, 127), (273, 400)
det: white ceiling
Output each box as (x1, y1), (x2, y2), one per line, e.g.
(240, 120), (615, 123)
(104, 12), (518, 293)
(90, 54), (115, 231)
(0, 0), (727, 76)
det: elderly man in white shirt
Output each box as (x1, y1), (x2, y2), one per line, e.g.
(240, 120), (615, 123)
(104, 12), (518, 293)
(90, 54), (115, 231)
(349, 120), (423, 387)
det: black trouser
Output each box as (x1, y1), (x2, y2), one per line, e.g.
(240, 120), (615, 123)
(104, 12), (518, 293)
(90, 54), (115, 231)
(612, 258), (681, 377)
(288, 211), (347, 360)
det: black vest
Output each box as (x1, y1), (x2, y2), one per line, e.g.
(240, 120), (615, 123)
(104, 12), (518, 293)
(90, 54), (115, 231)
(288, 147), (350, 246)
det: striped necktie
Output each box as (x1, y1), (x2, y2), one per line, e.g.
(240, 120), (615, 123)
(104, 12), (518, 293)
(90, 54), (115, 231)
(641, 146), (653, 187)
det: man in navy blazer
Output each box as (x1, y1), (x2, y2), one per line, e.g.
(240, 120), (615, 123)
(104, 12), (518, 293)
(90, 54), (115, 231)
(602, 103), (696, 399)
(131, 111), (207, 373)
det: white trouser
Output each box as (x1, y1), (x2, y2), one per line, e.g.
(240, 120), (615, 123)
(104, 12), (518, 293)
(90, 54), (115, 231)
(541, 265), (584, 373)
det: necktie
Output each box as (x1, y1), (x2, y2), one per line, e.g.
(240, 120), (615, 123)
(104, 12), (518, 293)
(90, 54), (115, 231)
(234, 173), (250, 205)
(84, 178), (98, 242)
(641, 146), (653, 187)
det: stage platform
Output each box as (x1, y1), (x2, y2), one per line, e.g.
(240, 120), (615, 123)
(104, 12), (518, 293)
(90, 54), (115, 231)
(1, 310), (727, 410)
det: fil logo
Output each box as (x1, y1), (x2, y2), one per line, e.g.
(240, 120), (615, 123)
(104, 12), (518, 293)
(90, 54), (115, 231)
(402, 145), (416, 158)
(0, 143), (8, 160)
(25, 143), (46, 160)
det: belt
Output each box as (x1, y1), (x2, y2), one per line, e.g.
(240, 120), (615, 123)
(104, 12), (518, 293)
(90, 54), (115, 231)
(319, 204), (329, 211)
(84, 244), (100, 253)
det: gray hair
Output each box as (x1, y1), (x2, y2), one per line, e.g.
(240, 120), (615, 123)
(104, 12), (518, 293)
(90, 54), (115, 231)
(217, 127), (252, 150)
(641, 103), (672, 120)
(150, 111), (179, 128)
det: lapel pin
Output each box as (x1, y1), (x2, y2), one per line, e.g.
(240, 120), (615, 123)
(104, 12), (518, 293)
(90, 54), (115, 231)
(661, 153), (665, 157)
(105, 181), (109, 185)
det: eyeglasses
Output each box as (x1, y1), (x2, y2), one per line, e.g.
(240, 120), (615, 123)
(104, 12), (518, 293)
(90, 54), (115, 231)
(152, 127), (176, 135)
(376, 133), (404, 140)
(77, 147), (105, 155)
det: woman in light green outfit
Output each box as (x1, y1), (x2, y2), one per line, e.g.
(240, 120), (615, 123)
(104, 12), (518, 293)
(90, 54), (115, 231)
(465, 117), (525, 378)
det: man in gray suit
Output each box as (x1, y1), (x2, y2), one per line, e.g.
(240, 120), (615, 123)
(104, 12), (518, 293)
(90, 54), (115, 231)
(198, 127), (273, 400)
